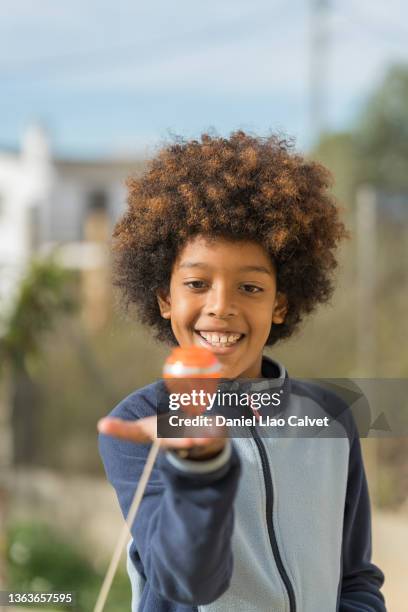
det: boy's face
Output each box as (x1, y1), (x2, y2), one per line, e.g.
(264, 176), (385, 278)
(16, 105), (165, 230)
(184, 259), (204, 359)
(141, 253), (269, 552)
(157, 235), (288, 378)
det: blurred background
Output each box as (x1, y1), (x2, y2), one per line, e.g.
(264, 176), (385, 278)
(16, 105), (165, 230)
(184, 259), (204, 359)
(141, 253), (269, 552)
(0, 0), (407, 610)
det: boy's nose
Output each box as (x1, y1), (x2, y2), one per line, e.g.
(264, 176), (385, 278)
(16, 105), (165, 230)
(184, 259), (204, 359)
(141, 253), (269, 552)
(205, 286), (238, 318)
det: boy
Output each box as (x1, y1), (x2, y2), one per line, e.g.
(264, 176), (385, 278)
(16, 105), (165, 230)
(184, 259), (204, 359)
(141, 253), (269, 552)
(98, 132), (386, 611)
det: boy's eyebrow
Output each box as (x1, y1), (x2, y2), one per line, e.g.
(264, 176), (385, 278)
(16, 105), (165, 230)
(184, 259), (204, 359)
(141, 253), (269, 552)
(178, 262), (273, 275)
(239, 265), (273, 275)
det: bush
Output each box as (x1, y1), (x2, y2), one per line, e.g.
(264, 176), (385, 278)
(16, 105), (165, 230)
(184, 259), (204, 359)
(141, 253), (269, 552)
(6, 522), (131, 611)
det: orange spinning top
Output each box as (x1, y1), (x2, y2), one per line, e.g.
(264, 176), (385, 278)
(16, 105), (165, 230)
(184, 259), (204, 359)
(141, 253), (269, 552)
(163, 346), (221, 378)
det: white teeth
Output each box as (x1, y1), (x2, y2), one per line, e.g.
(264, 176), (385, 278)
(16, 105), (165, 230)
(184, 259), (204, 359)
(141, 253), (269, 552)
(199, 331), (242, 346)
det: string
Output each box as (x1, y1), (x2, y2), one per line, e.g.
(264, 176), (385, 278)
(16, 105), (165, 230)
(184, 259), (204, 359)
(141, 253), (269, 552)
(93, 438), (162, 612)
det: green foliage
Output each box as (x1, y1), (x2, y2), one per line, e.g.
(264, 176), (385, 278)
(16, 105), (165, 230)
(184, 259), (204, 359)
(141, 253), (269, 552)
(354, 64), (408, 189)
(0, 257), (79, 375)
(312, 130), (358, 210)
(313, 63), (408, 195)
(6, 522), (131, 611)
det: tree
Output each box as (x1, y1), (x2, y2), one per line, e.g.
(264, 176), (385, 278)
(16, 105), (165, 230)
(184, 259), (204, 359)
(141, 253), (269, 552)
(0, 257), (78, 464)
(353, 64), (408, 190)
(312, 64), (408, 508)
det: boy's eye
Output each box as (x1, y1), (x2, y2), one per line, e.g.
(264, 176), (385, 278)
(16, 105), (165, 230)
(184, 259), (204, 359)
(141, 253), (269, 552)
(241, 284), (263, 294)
(184, 280), (207, 290)
(183, 281), (263, 293)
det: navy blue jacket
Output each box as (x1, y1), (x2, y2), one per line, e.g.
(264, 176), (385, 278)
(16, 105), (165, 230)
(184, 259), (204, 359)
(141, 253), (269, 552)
(99, 356), (386, 611)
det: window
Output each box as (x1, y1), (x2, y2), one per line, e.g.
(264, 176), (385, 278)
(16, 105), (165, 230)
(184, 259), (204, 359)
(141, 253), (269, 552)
(87, 189), (108, 213)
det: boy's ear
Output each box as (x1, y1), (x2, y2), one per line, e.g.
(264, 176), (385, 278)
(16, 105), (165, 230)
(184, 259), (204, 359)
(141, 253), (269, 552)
(157, 289), (172, 320)
(272, 292), (288, 324)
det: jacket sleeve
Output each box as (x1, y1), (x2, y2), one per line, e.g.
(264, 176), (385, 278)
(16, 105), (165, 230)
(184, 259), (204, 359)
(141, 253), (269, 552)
(339, 430), (386, 611)
(98, 394), (242, 606)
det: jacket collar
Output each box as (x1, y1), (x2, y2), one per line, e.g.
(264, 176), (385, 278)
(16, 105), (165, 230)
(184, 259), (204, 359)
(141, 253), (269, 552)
(217, 354), (292, 416)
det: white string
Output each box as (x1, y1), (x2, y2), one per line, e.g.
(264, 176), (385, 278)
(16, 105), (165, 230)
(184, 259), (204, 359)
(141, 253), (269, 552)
(93, 438), (162, 612)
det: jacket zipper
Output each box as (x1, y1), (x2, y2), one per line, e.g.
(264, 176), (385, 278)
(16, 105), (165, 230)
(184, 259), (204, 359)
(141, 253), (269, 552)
(249, 424), (297, 612)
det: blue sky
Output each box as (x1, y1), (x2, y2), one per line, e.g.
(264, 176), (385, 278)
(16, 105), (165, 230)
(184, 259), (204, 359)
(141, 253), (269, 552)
(1, 0), (407, 157)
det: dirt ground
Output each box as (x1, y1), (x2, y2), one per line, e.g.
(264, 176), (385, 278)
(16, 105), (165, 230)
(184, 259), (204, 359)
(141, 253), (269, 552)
(372, 509), (408, 611)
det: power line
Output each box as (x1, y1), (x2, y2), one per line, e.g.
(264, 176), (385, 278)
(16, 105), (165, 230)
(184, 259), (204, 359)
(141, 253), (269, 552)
(0, 4), (291, 80)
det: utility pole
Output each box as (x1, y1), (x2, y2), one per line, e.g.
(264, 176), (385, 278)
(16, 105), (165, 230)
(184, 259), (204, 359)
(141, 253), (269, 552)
(356, 185), (377, 377)
(356, 185), (379, 505)
(309, 0), (331, 144)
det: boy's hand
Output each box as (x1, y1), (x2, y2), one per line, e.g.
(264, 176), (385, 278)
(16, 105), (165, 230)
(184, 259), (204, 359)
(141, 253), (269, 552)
(97, 414), (226, 457)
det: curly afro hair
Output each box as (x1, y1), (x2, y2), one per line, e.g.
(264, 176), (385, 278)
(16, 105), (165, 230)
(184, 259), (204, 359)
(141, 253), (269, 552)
(112, 131), (349, 346)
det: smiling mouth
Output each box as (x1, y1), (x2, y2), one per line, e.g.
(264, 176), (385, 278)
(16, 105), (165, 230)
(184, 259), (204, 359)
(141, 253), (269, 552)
(195, 330), (245, 348)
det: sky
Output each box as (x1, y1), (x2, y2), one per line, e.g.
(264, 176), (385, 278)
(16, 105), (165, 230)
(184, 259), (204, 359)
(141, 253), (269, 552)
(0, 0), (407, 158)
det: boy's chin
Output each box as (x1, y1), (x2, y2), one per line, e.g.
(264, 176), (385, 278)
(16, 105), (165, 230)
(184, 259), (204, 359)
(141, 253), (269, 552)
(206, 354), (250, 379)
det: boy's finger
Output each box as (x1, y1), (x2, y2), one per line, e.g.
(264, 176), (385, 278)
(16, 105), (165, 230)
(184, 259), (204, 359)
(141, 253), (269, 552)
(97, 417), (153, 443)
(98, 417), (225, 450)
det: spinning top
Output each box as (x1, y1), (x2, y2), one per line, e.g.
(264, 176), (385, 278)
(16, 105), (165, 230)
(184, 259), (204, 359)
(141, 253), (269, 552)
(163, 346), (222, 378)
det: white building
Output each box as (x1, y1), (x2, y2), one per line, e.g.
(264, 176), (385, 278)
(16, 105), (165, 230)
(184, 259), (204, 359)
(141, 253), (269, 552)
(0, 124), (144, 313)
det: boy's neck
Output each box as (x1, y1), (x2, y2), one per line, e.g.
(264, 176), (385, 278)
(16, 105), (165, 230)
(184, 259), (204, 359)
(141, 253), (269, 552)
(236, 353), (264, 379)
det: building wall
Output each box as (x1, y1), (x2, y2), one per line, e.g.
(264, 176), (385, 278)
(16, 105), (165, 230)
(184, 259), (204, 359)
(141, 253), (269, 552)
(0, 125), (143, 312)
(0, 126), (55, 311)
